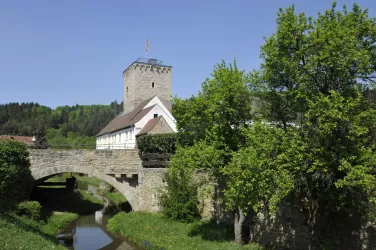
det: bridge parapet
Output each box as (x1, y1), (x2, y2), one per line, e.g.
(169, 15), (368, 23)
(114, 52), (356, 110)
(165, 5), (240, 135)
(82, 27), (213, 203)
(29, 149), (142, 180)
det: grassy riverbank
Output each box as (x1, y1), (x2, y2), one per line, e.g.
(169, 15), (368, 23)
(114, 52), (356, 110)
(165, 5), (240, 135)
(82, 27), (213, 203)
(0, 212), (77, 250)
(108, 212), (264, 250)
(0, 182), (106, 250)
(0, 189), (104, 250)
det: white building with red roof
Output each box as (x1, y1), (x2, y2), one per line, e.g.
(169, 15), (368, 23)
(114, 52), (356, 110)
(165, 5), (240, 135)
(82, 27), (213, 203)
(96, 58), (177, 149)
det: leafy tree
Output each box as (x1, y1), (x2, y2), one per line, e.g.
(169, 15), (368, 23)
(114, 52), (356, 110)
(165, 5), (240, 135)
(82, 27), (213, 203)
(222, 123), (293, 245)
(0, 140), (33, 210)
(171, 62), (254, 241)
(250, 3), (376, 249)
(161, 142), (225, 222)
(284, 91), (376, 248)
(173, 61), (253, 152)
(251, 3), (376, 126)
(34, 119), (47, 148)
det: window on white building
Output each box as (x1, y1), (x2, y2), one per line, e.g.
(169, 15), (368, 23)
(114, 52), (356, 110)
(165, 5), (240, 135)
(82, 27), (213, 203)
(118, 133), (121, 142)
(130, 130), (133, 140)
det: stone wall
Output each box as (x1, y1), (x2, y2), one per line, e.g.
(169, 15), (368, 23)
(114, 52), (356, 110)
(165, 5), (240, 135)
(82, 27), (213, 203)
(248, 204), (376, 250)
(194, 179), (376, 249)
(137, 168), (167, 212)
(123, 62), (172, 113)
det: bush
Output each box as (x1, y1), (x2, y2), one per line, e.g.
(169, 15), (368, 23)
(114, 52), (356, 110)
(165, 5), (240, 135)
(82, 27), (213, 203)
(137, 133), (178, 154)
(160, 168), (200, 222)
(17, 201), (42, 220)
(0, 140), (33, 210)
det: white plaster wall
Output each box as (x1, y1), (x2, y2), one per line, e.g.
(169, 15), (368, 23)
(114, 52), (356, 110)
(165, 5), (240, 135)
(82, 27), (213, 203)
(96, 127), (136, 149)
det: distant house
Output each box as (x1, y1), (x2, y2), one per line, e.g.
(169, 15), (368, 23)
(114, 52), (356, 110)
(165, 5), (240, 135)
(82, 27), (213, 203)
(0, 135), (36, 148)
(96, 58), (177, 149)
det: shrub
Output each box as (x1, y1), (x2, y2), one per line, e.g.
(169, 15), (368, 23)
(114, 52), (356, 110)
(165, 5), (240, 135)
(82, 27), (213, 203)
(137, 133), (178, 154)
(160, 168), (200, 222)
(17, 201), (42, 220)
(0, 140), (33, 210)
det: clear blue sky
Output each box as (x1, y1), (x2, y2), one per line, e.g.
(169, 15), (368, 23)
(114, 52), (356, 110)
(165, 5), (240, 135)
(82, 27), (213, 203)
(1, 0), (375, 108)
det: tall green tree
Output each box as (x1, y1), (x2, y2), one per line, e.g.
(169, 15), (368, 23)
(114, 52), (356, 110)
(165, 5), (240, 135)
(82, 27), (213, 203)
(171, 61), (254, 241)
(222, 123), (293, 245)
(34, 119), (47, 148)
(251, 2), (376, 126)
(250, 3), (376, 249)
(173, 61), (253, 153)
(0, 141), (33, 210)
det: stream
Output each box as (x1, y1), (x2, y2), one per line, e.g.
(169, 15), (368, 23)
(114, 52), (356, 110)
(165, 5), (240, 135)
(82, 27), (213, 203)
(57, 182), (141, 250)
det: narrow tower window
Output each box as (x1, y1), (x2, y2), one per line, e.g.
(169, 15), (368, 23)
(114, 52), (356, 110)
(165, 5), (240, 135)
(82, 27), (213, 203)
(152, 82), (155, 88)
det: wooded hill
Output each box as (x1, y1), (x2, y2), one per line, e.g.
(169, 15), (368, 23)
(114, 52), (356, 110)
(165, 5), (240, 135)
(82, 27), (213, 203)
(0, 101), (123, 147)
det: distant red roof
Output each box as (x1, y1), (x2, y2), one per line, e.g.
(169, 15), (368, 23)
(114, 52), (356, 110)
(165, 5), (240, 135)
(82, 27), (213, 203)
(0, 135), (34, 144)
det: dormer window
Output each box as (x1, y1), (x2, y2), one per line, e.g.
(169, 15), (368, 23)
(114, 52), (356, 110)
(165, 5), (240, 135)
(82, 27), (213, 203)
(154, 114), (158, 118)
(152, 82), (155, 88)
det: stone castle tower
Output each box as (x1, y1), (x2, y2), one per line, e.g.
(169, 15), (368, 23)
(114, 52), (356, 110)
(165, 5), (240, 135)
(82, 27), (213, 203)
(123, 58), (172, 113)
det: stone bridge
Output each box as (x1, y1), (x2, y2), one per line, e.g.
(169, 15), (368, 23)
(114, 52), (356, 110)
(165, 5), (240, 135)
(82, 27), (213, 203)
(29, 149), (166, 211)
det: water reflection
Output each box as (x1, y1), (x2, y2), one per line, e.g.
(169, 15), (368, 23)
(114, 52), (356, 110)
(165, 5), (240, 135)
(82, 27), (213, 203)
(57, 184), (140, 250)
(58, 214), (113, 250)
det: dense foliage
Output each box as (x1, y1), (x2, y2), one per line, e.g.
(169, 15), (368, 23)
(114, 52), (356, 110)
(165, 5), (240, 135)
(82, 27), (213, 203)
(137, 133), (179, 154)
(166, 3), (376, 249)
(173, 61), (253, 151)
(0, 101), (122, 148)
(160, 167), (200, 222)
(247, 3), (376, 249)
(16, 201), (42, 220)
(0, 140), (33, 209)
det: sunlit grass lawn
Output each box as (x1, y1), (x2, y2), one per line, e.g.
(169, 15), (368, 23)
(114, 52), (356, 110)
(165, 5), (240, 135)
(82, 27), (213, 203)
(105, 191), (126, 205)
(0, 212), (77, 250)
(45, 173), (104, 187)
(108, 212), (265, 250)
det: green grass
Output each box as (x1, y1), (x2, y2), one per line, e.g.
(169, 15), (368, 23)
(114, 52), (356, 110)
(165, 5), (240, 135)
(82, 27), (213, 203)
(0, 212), (77, 250)
(107, 212), (264, 250)
(45, 173), (104, 187)
(105, 191), (126, 206)
(75, 175), (104, 187)
(0, 175), (106, 250)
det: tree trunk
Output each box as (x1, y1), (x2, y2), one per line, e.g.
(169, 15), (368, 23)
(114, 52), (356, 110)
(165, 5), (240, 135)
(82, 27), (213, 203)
(234, 207), (245, 245)
(308, 200), (323, 250)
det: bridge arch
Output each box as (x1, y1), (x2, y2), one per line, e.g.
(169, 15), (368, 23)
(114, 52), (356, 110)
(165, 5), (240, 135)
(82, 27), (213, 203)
(29, 149), (142, 211)
(29, 149), (166, 212)
(32, 166), (138, 211)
